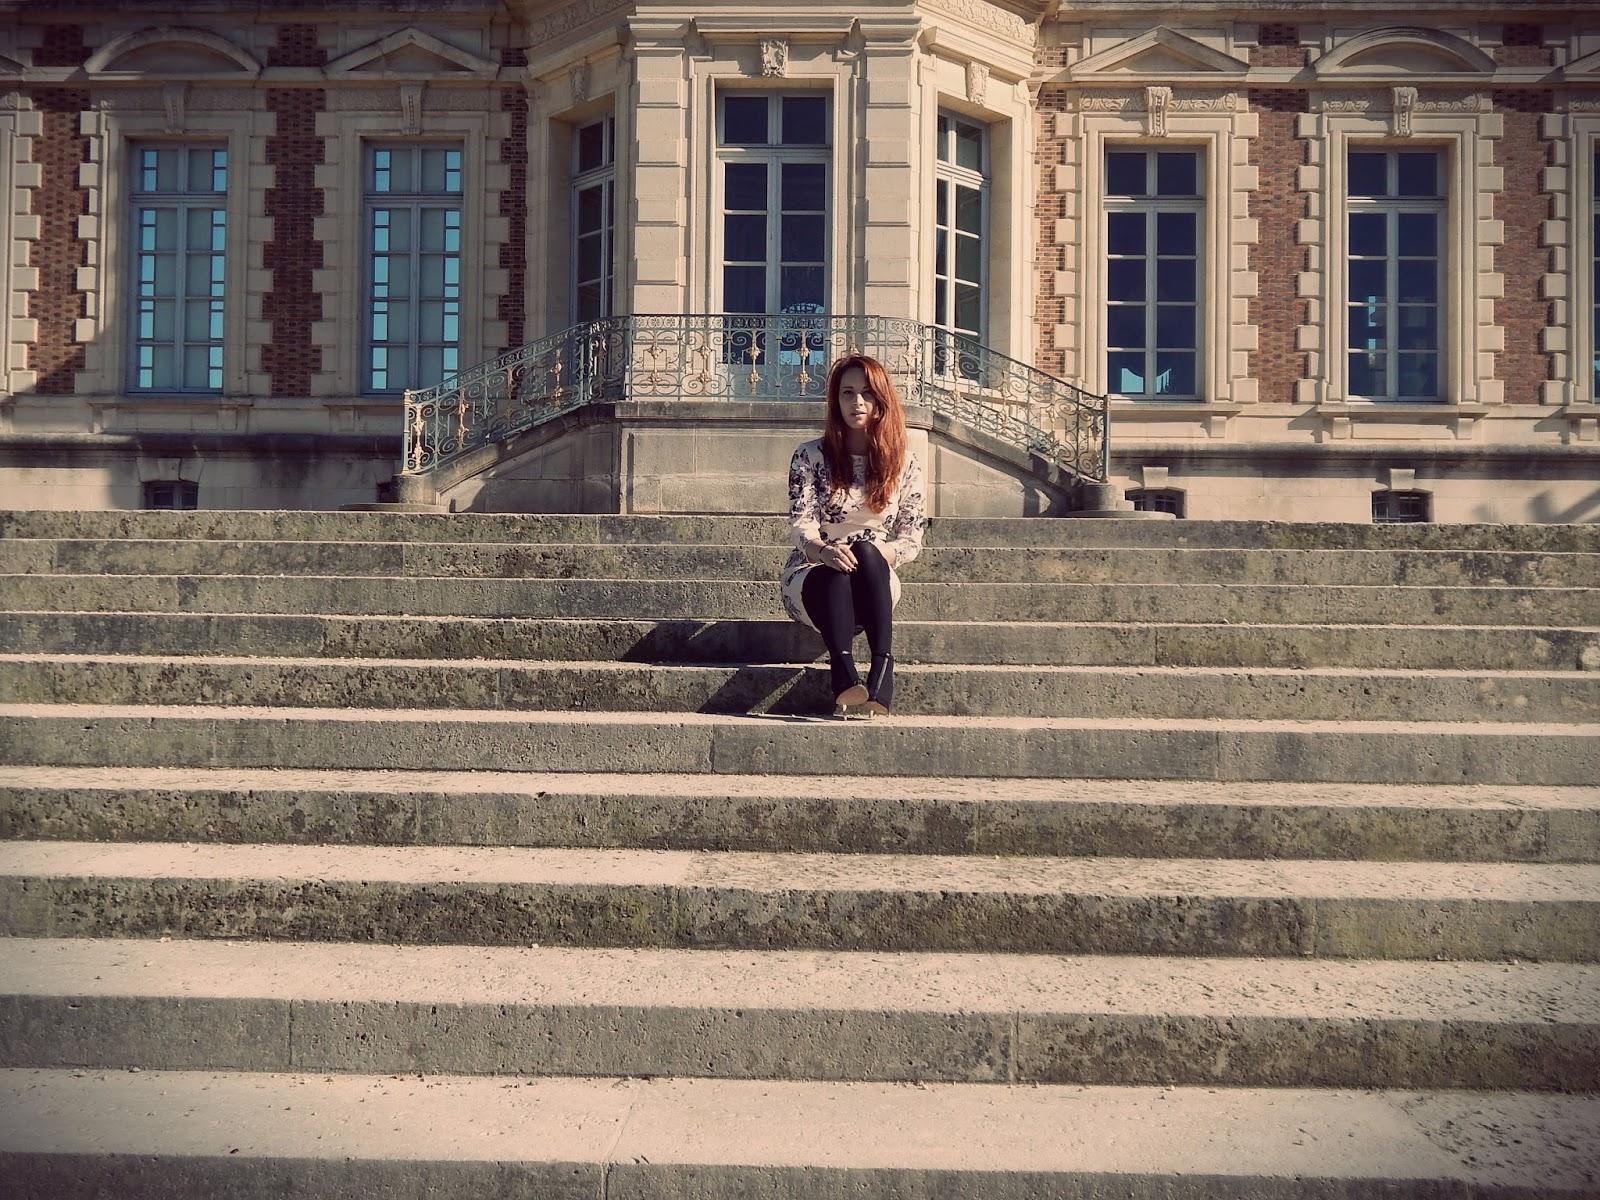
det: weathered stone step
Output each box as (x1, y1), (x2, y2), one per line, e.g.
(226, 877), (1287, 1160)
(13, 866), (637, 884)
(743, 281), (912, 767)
(6, 575), (1595, 625)
(5, 611), (1599, 670)
(6, 767), (1595, 862)
(6, 507), (1600, 551)
(6, 1069), (1596, 1200)
(6, 938), (1595, 1089)
(3, 841), (1595, 960)
(3, 704), (1597, 785)
(6, 654), (1596, 723)
(5, 538), (1596, 586)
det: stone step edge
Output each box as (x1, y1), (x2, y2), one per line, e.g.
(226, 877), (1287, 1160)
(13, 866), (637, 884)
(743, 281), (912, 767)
(6, 938), (1595, 1088)
(2, 1069), (1595, 1198)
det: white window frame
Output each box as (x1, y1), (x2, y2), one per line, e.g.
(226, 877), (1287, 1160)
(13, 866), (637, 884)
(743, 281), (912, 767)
(359, 142), (465, 396)
(933, 111), (989, 347)
(1102, 146), (1205, 401)
(714, 90), (831, 316)
(126, 142), (230, 395)
(1344, 147), (1446, 402)
(571, 116), (616, 323)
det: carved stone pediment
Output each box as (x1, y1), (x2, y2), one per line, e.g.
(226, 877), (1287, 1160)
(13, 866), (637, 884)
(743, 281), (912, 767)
(327, 28), (498, 79)
(1314, 27), (1495, 78)
(84, 27), (262, 78)
(1069, 27), (1248, 82)
(1560, 43), (1600, 79)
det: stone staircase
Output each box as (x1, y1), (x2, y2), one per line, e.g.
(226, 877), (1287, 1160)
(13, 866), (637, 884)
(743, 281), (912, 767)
(0, 508), (1596, 1198)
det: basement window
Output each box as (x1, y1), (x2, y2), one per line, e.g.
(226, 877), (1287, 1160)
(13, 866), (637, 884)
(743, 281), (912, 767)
(1125, 487), (1185, 517)
(143, 480), (199, 510)
(1372, 489), (1430, 523)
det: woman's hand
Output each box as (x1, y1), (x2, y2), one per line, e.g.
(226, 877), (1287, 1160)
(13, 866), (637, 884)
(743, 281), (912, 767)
(818, 543), (858, 571)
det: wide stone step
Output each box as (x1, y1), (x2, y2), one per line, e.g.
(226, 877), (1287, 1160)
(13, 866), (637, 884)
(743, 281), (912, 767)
(6, 574), (1595, 625)
(5, 654), (1595, 723)
(6, 938), (1595, 1089)
(3, 841), (1596, 960)
(3, 704), (1598, 785)
(6, 507), (1600, 551)
(5, 767), (1595, 862)
(6, 1069), (1596, 1199)
(5, 611), (1599, 670)
(5, 538), (1596, 586)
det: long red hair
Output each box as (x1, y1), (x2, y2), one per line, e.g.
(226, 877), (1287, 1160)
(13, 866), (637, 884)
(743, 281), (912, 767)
(822, 354), (907, 512)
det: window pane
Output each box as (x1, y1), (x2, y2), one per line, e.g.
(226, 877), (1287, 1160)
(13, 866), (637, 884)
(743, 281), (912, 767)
(724, 213), (766, 261)
(145, 344), (176, 389)
(1108, 259), (1145, 302)
(955, 234), (981, 284)
(1397, 306), (1437, 351)
(1397, 353), (1438, 397)
(1107, 351), (1145, 393)
(725, 162), (767, 211)
(183, 345), (212, 389)
(1106, 305), (1145, 348)
(955, 121), (982, 171)
(576, 282), (604, 322)
(724, 96), (769, 144)
(184, 299), (213, 340)
(782, 162), (826, 211)
(1349, 259), (1387, 302)
(1398, 212), (1437, 251)
(1155, 152), (1197, 197)
(1156, 304), (1196, 349)
(1155, 211), (1194, 256)
(577, 121), (606, 173)
(1396, 152), (1439, 197)
(1349, 212), (1386, 257)
(1108, 212), (1145, 256)
(1397, 259), (1437, 303)
(1349, 304), (1386, 350)
(143, 299), (175, 341)
(1348, 151), (1388, 197)
(577, 233), (603, 280)
(954, 283), (980, 333)
(780, 265), (825, 311)
(781, 213), (824, 262)
(935, 229), (948, 276)
(781, 96), (827, 146)
(936, 114), (950, 163)
(724, 265), (766, 312)
(954, 185), (982, 235)
(1106, 151), (1145, 197)
(1155, 258), (1195, 303)
(935, 179), (948, 226)
(151, 209), (179, 251)
(1348, 351), (1384, 396)
(185, 254), (213, 294)
(578, 185), (605, 235)
(1153, 352), (1195, 395)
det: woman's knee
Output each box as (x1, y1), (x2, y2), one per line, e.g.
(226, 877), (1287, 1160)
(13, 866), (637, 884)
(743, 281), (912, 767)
(852, 539), (890, 577)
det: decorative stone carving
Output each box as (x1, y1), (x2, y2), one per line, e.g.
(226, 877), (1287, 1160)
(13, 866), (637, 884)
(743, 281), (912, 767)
(965, 60), (988, 106)
(162, 82), (187, 133)
(1417, 93), (1486, 113)
(760, 38), (788, 77)
(1320, 93), (1378, 113)
(921, 0), (1035, 46)
(1392, 85), (1417, 137)
(1173, 93), (1239, 111)
(534, 0), (630, 44)
(1145, 85), (1171, 136)
(399, 82), (424, 135)
(570, 61), (590, 104)
(1082, 94), (1133, 112)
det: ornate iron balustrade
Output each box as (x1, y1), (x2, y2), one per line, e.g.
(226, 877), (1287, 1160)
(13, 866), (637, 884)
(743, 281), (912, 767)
(402, 314), (1108, 483)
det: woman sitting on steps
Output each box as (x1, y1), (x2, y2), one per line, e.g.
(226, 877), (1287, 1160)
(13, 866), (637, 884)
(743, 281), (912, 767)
(780, 353), (927, 718)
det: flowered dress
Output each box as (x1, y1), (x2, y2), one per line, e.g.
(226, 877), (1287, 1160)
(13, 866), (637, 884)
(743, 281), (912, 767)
(780, 437), (928, 630)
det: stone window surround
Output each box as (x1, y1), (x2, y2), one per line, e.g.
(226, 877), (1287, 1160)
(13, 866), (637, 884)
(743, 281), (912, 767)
(68, 101), (266, 406)
(1299, 102), (1505, 414)
(1554, 109), (1598, 409)
(1064, 99), (1261, 408)
(0, 95), (43, 402)
(311, 106), (510, 401)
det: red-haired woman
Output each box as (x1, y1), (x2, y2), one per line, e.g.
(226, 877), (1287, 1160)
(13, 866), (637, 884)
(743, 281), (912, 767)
(781, 354), (927, 717)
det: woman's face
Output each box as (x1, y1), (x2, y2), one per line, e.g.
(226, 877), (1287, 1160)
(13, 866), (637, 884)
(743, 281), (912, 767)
(835, 366), (877, 432)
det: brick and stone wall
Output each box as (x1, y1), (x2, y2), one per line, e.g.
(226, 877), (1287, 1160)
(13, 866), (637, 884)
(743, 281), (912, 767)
(1247, 88), (1310, 405)
(1492, 88), (1555, 402)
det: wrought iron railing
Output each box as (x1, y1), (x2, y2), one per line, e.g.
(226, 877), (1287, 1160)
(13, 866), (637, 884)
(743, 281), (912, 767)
(402, 314), (1109, 482)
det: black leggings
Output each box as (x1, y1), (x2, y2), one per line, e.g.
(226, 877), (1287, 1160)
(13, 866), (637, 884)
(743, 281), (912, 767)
(800, 539), (893, 659)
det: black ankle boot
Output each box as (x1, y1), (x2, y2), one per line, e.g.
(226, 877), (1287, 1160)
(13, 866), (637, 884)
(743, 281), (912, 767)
(828, 652), (867, 715)
(863, 653), (894, 717)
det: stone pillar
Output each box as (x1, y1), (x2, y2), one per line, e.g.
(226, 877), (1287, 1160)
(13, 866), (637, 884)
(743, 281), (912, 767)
(626, 18), (690, 314)
(856, 20), (922, 320)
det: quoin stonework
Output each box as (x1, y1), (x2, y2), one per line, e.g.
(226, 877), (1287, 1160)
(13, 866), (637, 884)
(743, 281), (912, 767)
(1, 0), (1598, 521)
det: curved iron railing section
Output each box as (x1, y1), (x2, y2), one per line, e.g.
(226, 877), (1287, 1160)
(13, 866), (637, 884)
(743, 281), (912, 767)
(403, 314), (1108, 483)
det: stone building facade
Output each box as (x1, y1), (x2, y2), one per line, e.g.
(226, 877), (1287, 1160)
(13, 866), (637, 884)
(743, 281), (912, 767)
(1, 0), (1597, 520)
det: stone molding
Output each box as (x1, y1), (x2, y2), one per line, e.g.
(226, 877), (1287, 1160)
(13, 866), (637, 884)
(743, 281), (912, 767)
(0, 92), (42, 400)
(1543, 107), (1596, 407)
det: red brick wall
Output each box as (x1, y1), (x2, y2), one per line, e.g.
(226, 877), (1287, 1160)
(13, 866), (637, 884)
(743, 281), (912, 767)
(1493, 90), (1555, 402)
(1248, 89), (1310, 404)
(25, 26), (92, 395)
(1252, 25), (1308, 69)
(498, 49), (529, 352)
(261, 25), (327, 397)
(1497, 24), (1553, 67)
